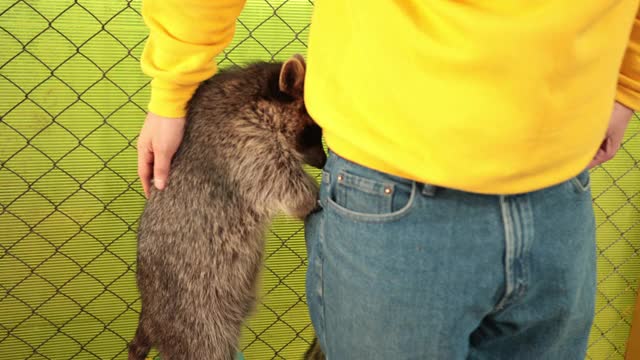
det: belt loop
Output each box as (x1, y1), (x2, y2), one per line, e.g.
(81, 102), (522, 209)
(322, 170), (331, 185)
(421, 183), (438, 197)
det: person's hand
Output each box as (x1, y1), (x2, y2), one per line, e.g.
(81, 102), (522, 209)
(588, 101), (634, 169)
(137, 112), (186, 198)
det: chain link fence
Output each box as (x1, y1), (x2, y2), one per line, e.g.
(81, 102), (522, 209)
(589, 116), (640, 358)
(0, 1), (638, 359)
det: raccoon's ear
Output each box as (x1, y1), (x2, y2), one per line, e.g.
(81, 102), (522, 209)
(279, 54), (306, 97)
(292, 53), (306, 69)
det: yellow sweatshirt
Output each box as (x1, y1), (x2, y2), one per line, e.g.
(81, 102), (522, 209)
(141, 0), (640, 194)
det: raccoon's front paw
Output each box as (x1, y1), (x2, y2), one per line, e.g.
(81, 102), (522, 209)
(290, 196), (319, 220)
(287, 185), (319, 220)
(293, 201), (320, 221)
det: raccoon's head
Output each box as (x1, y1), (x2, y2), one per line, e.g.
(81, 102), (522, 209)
(261, 54), (327, 169)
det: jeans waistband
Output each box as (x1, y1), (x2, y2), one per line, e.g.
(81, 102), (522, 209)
(325, 148), (440, 197)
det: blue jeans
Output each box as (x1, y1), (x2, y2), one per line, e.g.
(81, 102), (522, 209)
(305, 150), (596, 359)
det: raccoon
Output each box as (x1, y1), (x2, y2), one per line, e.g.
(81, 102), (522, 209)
(303, 337), (325, 360)
(128, 54), (326, 360)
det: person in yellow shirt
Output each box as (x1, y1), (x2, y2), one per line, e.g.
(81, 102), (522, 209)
(137, 1), (639, 358)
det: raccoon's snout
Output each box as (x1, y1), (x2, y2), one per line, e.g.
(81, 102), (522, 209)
(297, 123), (326, 169)
(304, 147), (327, 169)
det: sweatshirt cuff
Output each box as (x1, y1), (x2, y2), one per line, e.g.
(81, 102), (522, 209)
(616, 84), (640, 111)
(147, 78), (200, 118)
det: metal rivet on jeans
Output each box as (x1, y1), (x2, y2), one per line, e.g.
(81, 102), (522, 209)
(384, 187), (392, 195)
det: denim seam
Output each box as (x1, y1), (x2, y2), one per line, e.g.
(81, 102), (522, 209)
(320, 247), (327, 356)
(511, 198), (528, 300)
(335, 170), (397, 196)
(570, 177), (590, 193)
(325, 182), (418, 223)
(316, 169), (328, 354)
(512, 199), (526, 299)
(322, 170), (331, 185)
(421, 184), (438, 197)
(318, 210), (328, 353)
(316, 170), (328, 349)
(519, 196), (534, 300)
(497, 196), (533, 310)
(496, 196), (516, 311)
(570, 169), (591, 193)
(328, 148), (414, 187)
(334, 182), (393, 215)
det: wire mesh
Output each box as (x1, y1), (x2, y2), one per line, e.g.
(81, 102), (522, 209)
(588, 117), (640, 359)
(0, 1), (638, 359)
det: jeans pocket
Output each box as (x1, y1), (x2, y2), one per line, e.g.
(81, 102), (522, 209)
(326, 169), (416, 222)
(570, 169), (591, 194)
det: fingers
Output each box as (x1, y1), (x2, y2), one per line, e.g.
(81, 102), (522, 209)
(590, 101), (634, 169)
(138, 144), (154, 198)
(588, 157), (604, 169)
(153, 150), (172, 191)
(137, 144), (174, 198)
(136, 112), (186, 198)
(588, 140), (617, 169)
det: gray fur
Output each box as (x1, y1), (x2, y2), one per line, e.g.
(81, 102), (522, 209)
(303, 338), (325, 360)
(129, 54), (326, 360)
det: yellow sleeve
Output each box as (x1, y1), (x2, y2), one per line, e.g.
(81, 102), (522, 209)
(617, 9), (640, 111)
(140, 0), (246, 118)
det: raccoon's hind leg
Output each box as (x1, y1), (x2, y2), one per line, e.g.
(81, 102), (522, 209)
(128, 313), (152, 360)
(303, 337), (325, 360)
(154, 318), (238, 360)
